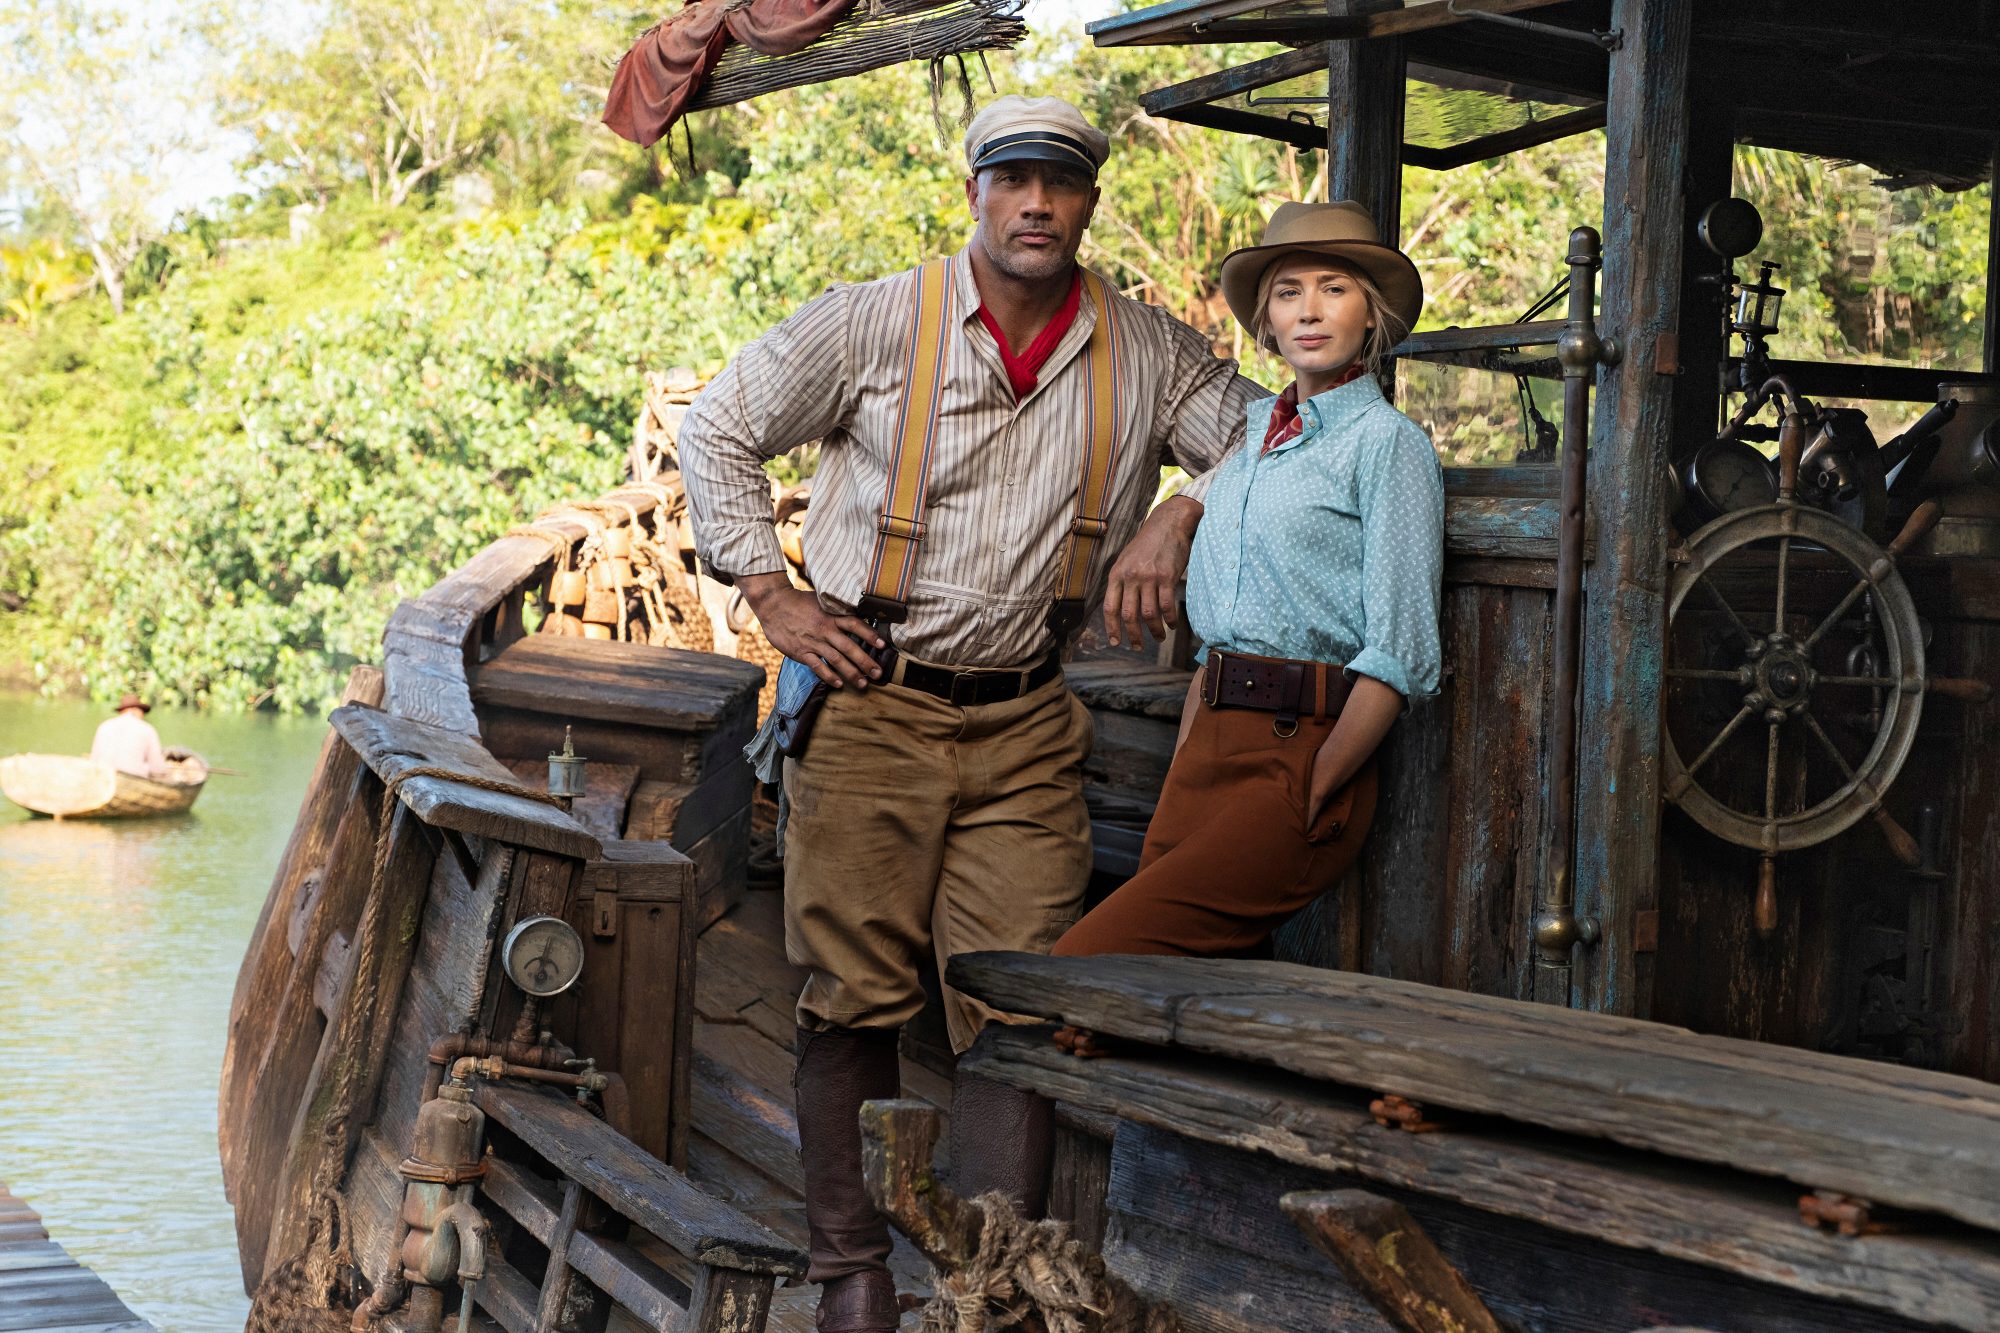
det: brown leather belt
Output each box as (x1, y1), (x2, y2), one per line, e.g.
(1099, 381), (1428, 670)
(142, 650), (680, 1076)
(1201, 649), (1351, 736)
(893, 650), (1062, 707)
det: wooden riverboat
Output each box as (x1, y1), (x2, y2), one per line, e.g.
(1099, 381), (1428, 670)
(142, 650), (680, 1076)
(0, 752), (208, 819)
(219, 3), (2000, 1331)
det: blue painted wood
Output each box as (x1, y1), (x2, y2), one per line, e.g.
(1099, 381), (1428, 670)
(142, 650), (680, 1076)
(1573, 0), (1692, 1014)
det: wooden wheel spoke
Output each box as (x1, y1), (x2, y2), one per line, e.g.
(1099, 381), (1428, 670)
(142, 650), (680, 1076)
(1802, 576), (1875, 653)
(1685, 703), (1757, 785)
(1763, 720), (1783, 822)
(1666, 667), (1744, 684)
(1694, 570), (1757, 645)
(1802, 711), (1860, 783)
(1773, 535), (1792, 633)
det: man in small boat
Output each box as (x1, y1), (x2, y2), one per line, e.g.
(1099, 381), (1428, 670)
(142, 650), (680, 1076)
(680, 95), (1264, 1331)
(89, 693), (171, 780)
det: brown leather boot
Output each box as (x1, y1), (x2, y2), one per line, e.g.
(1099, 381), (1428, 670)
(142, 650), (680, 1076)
(795, 1026), (903, 1332)
(946, 1069), (1055, 1218)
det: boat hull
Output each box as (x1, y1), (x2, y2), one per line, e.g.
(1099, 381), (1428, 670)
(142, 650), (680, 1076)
(0, 753), (206, 818)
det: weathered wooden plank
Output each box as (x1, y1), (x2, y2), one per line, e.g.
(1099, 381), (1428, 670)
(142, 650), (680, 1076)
(1437, 584), (1549, 999)
(1444, 494), (1594, 562)
(683, 805), (751, 931)
(475, 1083), (805, 1276)
(329, 703), (599, 861)
(948, 953), (2000, 1233)
(626, 766), (753, 852)
(1063, 659), (1192, 720)
(964, 1028), (2000, 1329)
(222, 666), (384, 1205)
(1046, 1120), (1112, 1253)
(571, 841), (698, 1167)
(265, 805), (441, 1280)
(471, 636), (763, 733)
(232, 780), (384, 1286)
(479, 709), (710, 787)
(686, 1265), (776, 1333)
(1284, 1190), (1505, 1333)
(484, 1155), (696, 1332)
(1107, 1123), (1934, 1333)
(1573, 0), (1692, 1014)
(473, 1249), (543, 1333)
(691, 1052), (803, 1195)
(0, 1188), (150, 1332)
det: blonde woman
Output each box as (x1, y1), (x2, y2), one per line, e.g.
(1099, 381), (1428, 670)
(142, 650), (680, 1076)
(1055, 201), (1443, 964)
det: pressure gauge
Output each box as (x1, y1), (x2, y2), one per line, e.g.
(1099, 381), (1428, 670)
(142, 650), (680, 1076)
(1682, 438), (1777, 524)
(501, 916), (584, 997)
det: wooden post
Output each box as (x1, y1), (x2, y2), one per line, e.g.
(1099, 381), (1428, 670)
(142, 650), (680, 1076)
(1572, 0), (1694, 1014)
(1669, 87), (1739, 464)
(1282, 1189), (1504, 1333)
(1986, 139), (2000, 374)
(1324, 1), (1404, 238)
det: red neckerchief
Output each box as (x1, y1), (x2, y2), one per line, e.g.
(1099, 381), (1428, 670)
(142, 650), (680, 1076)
(977, 270), (1084, 400)
(1262, 362), (1366, 454)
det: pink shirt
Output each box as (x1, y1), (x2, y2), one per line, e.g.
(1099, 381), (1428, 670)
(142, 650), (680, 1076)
(91, 713), (168, 778)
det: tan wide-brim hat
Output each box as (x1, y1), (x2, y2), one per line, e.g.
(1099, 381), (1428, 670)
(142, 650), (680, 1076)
(115, 693), (150, 713)
(1219, 200), (1423, 339)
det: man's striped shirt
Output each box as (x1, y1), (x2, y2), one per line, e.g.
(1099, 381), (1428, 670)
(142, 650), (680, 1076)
(679, 244), (1267, 667)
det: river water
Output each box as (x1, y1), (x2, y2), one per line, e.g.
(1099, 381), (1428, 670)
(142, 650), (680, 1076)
(0, 693), (326, 1332)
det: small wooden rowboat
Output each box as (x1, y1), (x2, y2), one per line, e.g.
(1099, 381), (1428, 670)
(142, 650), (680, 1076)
(0, 752), (208, 819)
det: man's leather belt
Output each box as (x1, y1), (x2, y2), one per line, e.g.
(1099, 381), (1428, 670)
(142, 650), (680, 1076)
(1202, 649), (1351, 735)
(894, 650), (1062, 707)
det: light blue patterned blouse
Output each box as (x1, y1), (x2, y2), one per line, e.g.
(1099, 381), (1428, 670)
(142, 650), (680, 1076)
(1186, 373), (1445, 700)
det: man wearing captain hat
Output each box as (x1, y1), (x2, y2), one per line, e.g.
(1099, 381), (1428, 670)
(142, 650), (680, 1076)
(679, 93), (1265, 1331)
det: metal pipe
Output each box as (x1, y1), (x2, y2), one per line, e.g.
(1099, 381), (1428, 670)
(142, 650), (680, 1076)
(1535, 226), (1610, 981)
(423, 1033), (575, 1103)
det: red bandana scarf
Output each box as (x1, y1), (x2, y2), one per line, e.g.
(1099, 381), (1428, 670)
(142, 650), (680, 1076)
(977, 270), (1085, 400)
(1262, 362), (1367, 454)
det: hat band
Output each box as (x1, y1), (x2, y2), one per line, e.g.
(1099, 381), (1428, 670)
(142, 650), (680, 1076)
(971, 130), (1097, 175)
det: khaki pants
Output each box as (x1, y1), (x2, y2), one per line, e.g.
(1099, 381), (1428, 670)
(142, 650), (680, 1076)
(782, 674), (1094, 1052)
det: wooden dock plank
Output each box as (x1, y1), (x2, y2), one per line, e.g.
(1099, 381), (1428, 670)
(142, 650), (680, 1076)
(0, 1186), (152, 1333)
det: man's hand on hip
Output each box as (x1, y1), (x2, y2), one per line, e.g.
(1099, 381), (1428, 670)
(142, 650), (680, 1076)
(739, 572), (887, 688)
(1103, 496), (1202, 647)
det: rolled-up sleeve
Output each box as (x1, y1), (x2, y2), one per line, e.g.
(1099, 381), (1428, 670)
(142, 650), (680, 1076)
(1152, 314), (1265, 505)
(1346, 419), (1445, 701)
(679, 284), (856, 581)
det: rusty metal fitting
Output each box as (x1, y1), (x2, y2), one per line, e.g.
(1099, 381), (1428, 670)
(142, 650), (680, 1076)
(1799, 1190), (1900, 1237)
(1369, 1094), (1441, 1133)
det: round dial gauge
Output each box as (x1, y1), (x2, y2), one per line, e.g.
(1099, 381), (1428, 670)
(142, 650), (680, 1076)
(501, 916), (584, 997)
(1688, 439), (1777, 519)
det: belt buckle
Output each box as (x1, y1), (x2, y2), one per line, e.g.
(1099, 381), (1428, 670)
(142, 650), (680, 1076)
(1273, 717), (1299, 739)
(949, 672), (980, 707)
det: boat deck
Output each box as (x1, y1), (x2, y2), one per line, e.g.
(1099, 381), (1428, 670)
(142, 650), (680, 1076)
(0, 1183), (153, 1333)
(641, 880), (945, 1332)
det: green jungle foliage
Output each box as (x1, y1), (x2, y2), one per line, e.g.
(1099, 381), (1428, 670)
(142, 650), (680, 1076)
(0, 14), (1990, 710)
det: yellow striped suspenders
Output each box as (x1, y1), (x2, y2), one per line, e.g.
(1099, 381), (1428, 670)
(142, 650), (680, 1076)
(856, 259), (1123, 639)
(856, 256), (956, 626)
(1047, 270), (1123, 636)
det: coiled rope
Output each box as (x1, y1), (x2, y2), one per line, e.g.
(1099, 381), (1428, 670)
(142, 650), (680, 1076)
(922, 1194), (1180, 1333)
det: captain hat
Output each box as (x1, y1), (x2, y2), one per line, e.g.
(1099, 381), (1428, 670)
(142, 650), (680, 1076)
(964, 95), (1110, 178)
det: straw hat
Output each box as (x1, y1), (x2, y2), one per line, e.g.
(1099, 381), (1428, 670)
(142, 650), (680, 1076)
(1219, 201), (1423, 337)
(115, 693), (151, 713)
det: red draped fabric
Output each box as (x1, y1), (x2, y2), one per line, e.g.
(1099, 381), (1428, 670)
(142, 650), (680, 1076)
(603, 0), (858, 148)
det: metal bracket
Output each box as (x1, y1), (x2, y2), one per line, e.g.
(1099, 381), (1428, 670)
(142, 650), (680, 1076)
(1446, 0), (1623, 51)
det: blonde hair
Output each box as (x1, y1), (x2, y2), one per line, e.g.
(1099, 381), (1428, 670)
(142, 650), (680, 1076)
(1251, 255), (1410, 381)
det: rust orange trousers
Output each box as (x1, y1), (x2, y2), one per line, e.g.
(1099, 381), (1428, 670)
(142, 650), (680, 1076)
(1054, 694), (1378, 958)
